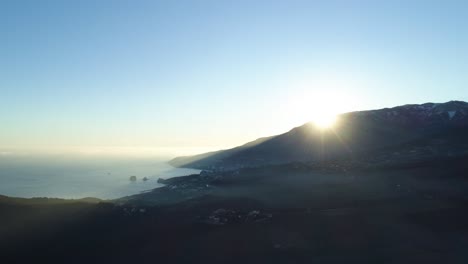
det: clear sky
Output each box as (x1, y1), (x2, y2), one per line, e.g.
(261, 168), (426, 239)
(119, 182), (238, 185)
(2, 0), (468, 152)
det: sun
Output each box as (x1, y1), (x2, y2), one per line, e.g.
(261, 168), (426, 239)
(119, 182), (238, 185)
(283, 72), (363, 131)
(312, 114), (337, 129)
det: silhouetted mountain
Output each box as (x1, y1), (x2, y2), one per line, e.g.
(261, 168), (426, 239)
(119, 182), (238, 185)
(170, 101), (468, 170)
(170, 136), (274, 168)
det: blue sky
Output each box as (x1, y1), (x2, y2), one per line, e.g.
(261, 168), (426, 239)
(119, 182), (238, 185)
(1, 0), (468, 152)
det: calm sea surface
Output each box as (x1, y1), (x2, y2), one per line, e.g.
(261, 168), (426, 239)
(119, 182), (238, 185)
(0, 153), (200, 199)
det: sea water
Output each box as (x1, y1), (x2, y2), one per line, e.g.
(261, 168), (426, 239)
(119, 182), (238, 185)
(0, 151), (200, 199)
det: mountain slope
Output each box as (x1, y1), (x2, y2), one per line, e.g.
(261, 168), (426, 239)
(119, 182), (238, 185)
(170, 101), (468, 170)
(169, 136), (274, 168)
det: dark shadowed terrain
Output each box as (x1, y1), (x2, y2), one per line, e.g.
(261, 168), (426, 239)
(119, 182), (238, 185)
(2, 155), (468, 264)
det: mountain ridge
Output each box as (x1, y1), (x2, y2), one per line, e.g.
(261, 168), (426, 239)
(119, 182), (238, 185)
(169, 101), (468, 170)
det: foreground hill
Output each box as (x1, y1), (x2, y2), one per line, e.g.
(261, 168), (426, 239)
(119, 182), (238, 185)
(3, 153), (468, 263)
(170, 101), (468, 170)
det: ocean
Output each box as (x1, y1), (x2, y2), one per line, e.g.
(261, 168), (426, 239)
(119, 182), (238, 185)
(0, 151), (200, 200)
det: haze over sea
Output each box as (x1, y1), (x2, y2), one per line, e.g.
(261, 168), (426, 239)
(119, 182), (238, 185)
(0, 148), (203, 199)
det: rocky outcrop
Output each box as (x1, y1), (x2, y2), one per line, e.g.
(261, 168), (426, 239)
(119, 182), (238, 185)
(203, 208), (273, 225)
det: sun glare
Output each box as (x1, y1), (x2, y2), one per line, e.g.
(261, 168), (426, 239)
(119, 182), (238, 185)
(312, 114), (337, 129)
(282, 71), (365, 132)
